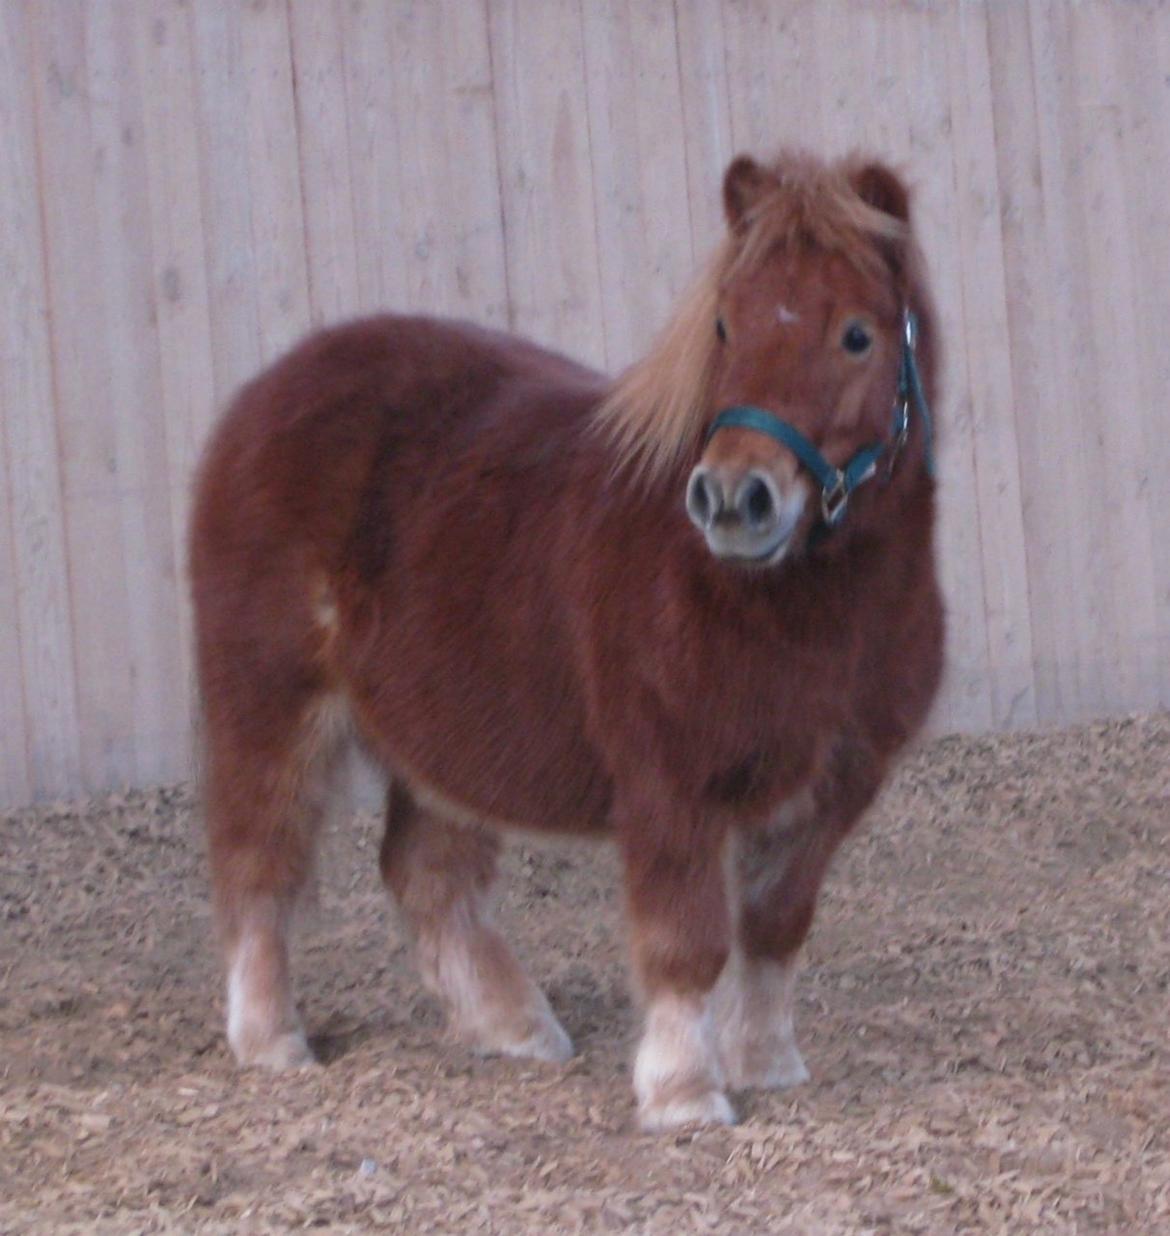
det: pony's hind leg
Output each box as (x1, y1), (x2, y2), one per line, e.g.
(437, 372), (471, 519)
(205, 694), (347, 1070)
(379, 783), (572, 1063)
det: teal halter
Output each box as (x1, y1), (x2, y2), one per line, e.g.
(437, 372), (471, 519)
(706, 310), (934, 529)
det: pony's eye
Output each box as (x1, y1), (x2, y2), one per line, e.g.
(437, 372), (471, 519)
(716, 316), (728, 343)
(841, 321), (873, 356)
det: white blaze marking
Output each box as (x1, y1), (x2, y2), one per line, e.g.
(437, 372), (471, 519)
(776, 304), (800, 325)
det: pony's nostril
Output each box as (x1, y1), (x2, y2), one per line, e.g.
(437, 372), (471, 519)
(739, 474), (776, 529)
(686, 469), (722, 529)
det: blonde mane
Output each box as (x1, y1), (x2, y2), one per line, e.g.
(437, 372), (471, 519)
(594, 154), (909, 483)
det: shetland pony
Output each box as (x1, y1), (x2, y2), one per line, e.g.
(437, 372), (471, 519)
(189, 149), (944, 1130)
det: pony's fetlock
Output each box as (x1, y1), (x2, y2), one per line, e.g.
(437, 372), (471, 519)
(712, 953), (809, 1091)
(230, 1025), (317, 1071)
(464, 988), (573, 1064)
(224, 915), (312, 1071)
(633, 992), (733, 1130)
(638, 1082), (736, 1132)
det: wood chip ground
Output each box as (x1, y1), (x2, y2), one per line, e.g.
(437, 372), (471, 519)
(2, 716), (1168, 1233)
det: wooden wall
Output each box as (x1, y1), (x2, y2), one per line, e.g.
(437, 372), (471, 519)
(2, 0), (1168, 807)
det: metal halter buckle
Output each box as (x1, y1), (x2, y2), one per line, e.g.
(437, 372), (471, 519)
(886, 403), (910, 479)
(821, 473), (849, 526)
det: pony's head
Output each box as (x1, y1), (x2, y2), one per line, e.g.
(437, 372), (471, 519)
(598, 150), (934, 567)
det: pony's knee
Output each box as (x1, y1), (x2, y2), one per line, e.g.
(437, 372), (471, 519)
(740, 899), (816, 964)
(634, 925), (730, 998)
(622, 823), (732, 996)
(209, 832), (315, 949)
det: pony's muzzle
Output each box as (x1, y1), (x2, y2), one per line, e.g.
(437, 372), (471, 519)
(686, 465), (802, 564)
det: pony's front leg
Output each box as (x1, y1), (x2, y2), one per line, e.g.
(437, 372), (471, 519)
(717, 739), (883, 1092)
(712, 810), (821, 1093)
(618, 796), (734, 1130)
(712, 947), (809, 1093)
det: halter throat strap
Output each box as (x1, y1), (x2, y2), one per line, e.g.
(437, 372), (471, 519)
(706, 309), (934, 529)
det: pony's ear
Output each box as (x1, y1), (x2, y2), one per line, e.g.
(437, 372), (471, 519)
(723, 155), (777, 230)
(847, 160), (912, 282)
(848, 160), (911, 225)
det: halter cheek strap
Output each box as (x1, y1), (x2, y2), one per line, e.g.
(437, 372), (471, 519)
(706, 310), (934, 530)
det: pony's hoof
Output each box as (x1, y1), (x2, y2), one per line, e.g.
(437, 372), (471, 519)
(233, 1028), (318, 1071)
(498, 1015), (574, 1064)
(724, 1039), (809, 1092)
(472, 1008), (574, 1064)
(638, 1085), (737, 1132)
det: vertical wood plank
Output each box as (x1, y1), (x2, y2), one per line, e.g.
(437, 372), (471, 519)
(672, 0), (734, 256)
(132, 0), (218, 737)
(1114, 2), (1170, 707)
(0, 0), (80, 801)
(439, 0), (510, 326)
(31, 0), (140, 789)
(0, 2), (33, 807)
(241, 0), (311, 361)
(1026, 1), (1113, 720)
(985, 2), (1077, 724)
(1068, 2), (1161, 715)
(190, 2), (263, 402)
(721, 0), (820, 156)
(191, 0), (311, 386)
(812, 0), (909, 163)
(582, 0), (694, 370)
(388, 0), (459, 315)
(488, 0), (605, 365)
(0, 406), (31, 806)
(338, 0), (410, 316)
(287, 0), (360, 327)
(339, 0), (509, 325)
(86, 0), (188, 787)
(944, 3), (1037, 728)
(387, 0), (508, 322)
(0, 435), (30, 807)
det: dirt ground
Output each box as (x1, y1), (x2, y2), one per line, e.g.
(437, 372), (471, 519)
(2, 716), (1168, 1234)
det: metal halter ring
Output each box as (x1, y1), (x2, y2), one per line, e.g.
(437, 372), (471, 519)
(821, 473), (849, 526)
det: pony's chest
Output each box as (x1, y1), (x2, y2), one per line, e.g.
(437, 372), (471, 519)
(649, 583), (860, 805)
(633, 628), (851, 816)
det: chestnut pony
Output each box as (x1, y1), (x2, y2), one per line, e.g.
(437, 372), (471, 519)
(190, 150), (944, 1130)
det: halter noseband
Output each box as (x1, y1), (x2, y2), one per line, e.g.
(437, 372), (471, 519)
(706, 310), (934, 530)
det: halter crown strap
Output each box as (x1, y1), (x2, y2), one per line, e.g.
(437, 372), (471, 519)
(706, 309), (933, 529)
(898, 311), (935, 479)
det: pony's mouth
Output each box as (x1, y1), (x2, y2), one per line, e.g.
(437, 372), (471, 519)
(703, 524), (797, 568)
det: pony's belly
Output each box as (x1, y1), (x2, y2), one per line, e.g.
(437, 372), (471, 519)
(347, 667), (613, 837)
(390, 761), (603, 838)
(390, 740), (612, 837)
